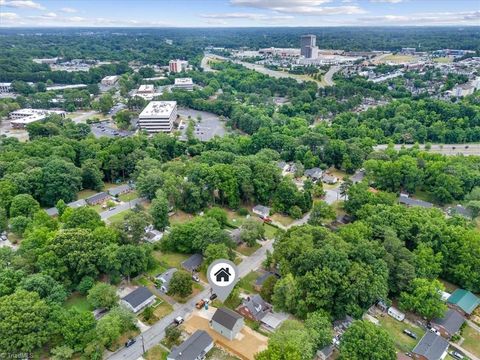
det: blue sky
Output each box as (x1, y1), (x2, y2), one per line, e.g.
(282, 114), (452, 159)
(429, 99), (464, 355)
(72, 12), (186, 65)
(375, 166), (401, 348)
(1, 0), (479, 27)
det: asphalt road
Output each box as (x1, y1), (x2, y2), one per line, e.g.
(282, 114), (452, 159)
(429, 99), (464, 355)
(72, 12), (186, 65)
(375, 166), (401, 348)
(323, 65), (340, 87)
(106, 239), (274, 360)
(100, 198), (143, 221)
(373, 143), (480, 156)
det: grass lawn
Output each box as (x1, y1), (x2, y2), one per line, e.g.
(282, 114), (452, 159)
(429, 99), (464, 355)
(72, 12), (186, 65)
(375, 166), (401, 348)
(119, 190), (138, 202)
(145, 345), (168, 360)
(226, 208), (248, 227)
(107, 328), (140, 352)
(271, 213), (295, 227)
(331, 200), (345, 217)
(327, 167), (348, 179)
(238, 270), (261, 294)
(141, 299), (174, 325)
(77, 189), (98, 199)
(413, 189), (441, 205)
(378, 314), (425, 353)
(433, 57), (453, 63)
(154, 251), (190, 270)
(383, 54), (417, 63)
(461, 325), (480, 357)
(108, 209), (133, 224)
(264, 223), (281, 239)
(236, 242), (261, 256)
(65, 293), (92, 313)
(169, 210), (195, 225)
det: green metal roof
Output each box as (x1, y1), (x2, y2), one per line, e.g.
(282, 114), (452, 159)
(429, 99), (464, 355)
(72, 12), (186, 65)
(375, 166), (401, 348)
(447, 289), (480, 315)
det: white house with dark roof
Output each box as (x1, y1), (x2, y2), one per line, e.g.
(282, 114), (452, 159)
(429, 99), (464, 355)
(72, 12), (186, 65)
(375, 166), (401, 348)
(156, 268), (177, 293)
(182, 254), (203, 272)
(121, 286), (156, 313)
(304, 167), (323, 181)
(168, 330), (213, 360)
(252, 205), (270, 218)
(210, 307), (244, 340)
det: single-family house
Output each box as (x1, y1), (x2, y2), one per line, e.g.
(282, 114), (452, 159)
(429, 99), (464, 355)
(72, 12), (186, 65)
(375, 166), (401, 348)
(156, 268), (177, 293)
(237, 294), (271, 321)
(398, 194), (433, 208)
(322, 173), (338, 184)
(254, 271), (278, 292)
(85, 192), (110, 205)
(121, 286), (156, 313)
(277, 161), (289, 173)
(210, 307), (244, 341)
(144, 229), (163, 243)
(333, 315), (354, 335)
(317, 345), (334, 360)
(431, 309), (465, 339)
(305, 167), (323, 181)
(447, 289), (480, 316)
(68, 198), (88, 209)
(108, 184), (133, 197)
(412, 332), (449, 360)
(167, 330), (214, 360)
(45, 207), (59, 216)
(182, 254), (204, 272)
(252, 205), (270, 218)
(447, 205), (473, 219)
(229, 228), (242, 245)
(259, 311), (288, 332)
(388, 306), (405, 321)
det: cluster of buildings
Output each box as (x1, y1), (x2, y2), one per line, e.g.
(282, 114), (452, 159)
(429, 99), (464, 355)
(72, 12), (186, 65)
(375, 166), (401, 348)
(9, 108), (66, 129)
(169, 59), (189, 73)
(138, 101), (177, 134)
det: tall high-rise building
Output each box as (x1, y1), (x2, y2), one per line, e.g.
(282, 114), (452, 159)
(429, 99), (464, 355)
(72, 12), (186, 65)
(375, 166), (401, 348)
(300, 34), (316, 57)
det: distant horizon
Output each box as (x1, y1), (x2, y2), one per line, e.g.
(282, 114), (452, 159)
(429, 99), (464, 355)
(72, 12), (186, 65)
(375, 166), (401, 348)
(1, 0), (479, 28)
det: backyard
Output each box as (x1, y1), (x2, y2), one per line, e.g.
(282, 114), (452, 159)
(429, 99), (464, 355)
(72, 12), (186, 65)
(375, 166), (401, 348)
(460, 324), (480, 357)
(378, 314), (425, 353)
(65, 293), (92, 313)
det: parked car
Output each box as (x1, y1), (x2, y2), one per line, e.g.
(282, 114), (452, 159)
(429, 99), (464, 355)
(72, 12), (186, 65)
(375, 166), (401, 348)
(196, 300), (205, 309)
(210, 293), (217, 301)
(403, 329), (417, 339)
(125, 339), (136, 347)
(192, 274), (200, 282)
(450, 351), (464, 360)
(429, 328), (440, 336)
(174, 316), (184, 325)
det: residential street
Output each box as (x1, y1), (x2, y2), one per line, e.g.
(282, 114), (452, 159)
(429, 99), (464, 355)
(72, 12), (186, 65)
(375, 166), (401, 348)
(100, 198), (143, 221)
(374, 143), (480, 156)
(105, 239), (274, 360)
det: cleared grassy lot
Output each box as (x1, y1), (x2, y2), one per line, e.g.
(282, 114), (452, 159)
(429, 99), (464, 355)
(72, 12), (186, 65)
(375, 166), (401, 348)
(461, 324), (480, 357)
(378, 314), (425, 353)
(65, 293), (92, 313)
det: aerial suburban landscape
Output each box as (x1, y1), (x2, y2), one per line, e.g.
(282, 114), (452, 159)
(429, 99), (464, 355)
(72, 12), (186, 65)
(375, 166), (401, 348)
(0, 0), (479, 360)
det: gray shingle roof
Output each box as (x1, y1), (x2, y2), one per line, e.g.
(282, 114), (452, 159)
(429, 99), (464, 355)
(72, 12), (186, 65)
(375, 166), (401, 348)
(252, 205), (270, 216)
(305, 167), (323, 179)
(413, 332), (449, 360)
(169, 330), (213, 360)
(398, 195), (433, 208)
(432, 309), (465, 335)
(181, 254), (203, 272)
(85, 192), (109, 205)
(212, 308), (243, 330)
(243, 294), (269, 320)
(108, 184), (132, 196)
(121, 287), (154, 308)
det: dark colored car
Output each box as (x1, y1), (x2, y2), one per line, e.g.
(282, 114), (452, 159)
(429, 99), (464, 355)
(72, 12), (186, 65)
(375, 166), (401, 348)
(125, 339), (136, 347)
(210, 293), (218, 301)
(403, 329), (417, 339)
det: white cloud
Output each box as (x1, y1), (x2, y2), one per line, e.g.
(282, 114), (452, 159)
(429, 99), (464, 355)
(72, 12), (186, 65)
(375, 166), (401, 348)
(200, 12), (293, 21)
(0, 0), (44, 9)
(0, 11), (19, 21)
(358, 10), (480, 25)
(60, 7), (77, 13)
(370, 0), (403, 3)
(230, 0), (365, 16)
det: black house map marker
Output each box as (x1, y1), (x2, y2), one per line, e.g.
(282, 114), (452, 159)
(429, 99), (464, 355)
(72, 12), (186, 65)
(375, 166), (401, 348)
(207, 259), (238, 302)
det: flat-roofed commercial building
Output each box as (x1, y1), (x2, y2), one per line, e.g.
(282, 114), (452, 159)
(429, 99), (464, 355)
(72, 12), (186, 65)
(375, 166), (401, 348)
(101, 75), (119, 86)
(174, 77), (194, 91)
(138, 101), (177, 133)
(9, 108), (66, 129)
(169, 59), (188, 73)
(0, 83), (12, 93)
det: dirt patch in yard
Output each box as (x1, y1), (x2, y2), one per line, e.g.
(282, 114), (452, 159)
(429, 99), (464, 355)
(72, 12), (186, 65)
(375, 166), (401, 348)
(184, 314), (268, 360)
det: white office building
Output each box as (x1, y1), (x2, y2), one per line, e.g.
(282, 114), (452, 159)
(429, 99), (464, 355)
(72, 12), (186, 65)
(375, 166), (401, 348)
(174, 77), (194, 91)
(0, 83), (12, 93)
(9, 108), (66, 129)
(101, 75), (119, 86)
(138, 101), (177, 133)
(169, 59), (188, 73)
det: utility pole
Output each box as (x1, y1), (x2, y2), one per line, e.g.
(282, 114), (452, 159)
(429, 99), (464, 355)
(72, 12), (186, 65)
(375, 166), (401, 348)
(141, 334), (145, 354)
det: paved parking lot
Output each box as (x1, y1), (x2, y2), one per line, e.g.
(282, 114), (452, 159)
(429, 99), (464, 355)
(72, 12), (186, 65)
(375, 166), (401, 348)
(177, 108), (228, 141)
(90, 120), (134, 138)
